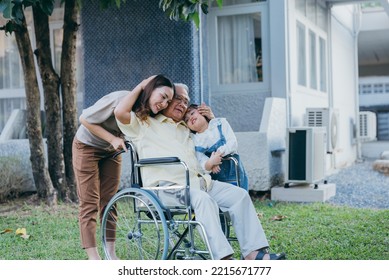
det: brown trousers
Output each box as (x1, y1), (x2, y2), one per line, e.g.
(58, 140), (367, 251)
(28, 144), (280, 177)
(72, 138), (121, 249)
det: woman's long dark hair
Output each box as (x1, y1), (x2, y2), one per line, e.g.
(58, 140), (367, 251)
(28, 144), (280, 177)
(133, 74), (175, 122)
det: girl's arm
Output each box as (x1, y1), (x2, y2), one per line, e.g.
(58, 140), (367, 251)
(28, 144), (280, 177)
(217, 119), (238, 155)
(204, 151), (223, 172)
(196, 151), (211, 173)
(114, 75), (156, 124)
(80, 116), (126, 150)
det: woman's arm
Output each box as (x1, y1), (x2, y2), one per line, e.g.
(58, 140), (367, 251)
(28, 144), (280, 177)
(80, 116), (126, 150)
(114, 75), (155, 124)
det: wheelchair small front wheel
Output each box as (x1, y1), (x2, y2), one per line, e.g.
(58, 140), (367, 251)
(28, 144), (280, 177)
(101, 188), (169, 260)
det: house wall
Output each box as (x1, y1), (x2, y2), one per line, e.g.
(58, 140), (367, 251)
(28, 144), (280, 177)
(358, 7), (389, 76)
(285, 3), (358, 171)
(329, 5), (359, 167)
(202, 3), (272, 133)
(78, 1), (360, 191)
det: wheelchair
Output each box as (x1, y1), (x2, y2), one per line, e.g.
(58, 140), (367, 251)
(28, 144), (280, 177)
(101, 141), (242, 260)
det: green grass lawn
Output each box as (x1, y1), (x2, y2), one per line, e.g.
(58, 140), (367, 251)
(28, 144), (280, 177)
(0, 196), (388, 260)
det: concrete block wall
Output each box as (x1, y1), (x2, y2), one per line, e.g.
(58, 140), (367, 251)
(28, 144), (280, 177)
(0, 139), (39, 193)
(236, 97), (287, 191)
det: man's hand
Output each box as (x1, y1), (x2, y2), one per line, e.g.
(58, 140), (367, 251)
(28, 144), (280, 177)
(198, 102), (215, 120)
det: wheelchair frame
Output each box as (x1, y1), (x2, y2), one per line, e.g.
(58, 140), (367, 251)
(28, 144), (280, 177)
(101, 141), (241, 260)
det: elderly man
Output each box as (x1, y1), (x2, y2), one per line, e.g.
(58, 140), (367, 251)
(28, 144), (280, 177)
(114, 81), (285, 260)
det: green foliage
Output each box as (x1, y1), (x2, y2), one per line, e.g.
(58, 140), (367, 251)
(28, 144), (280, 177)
(159, 0), (222, 28)
(0, 0), (55, 34)
(361, 2), (382, 9)
(0, 0), (14, 19)
(1, 0), (217, 31)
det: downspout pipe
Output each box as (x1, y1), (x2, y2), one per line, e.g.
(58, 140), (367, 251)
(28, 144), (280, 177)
(353, 5), (362, 161)
(327, 2), (335, 169)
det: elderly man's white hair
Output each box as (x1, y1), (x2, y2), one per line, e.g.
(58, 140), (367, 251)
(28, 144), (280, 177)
(174, 83), (189, 94)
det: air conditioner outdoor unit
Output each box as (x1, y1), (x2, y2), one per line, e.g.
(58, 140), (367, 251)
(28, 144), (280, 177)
(285, 127), (326, 188)
(359, 111), (377, 142)
(305, 107), (339, 153)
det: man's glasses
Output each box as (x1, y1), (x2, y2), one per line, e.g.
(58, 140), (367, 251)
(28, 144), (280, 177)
(173, 96), (189, 107)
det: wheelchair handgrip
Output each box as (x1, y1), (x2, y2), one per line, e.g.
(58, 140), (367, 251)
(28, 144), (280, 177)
(138, 157), (181, 165)
(112, 141), (131, 159)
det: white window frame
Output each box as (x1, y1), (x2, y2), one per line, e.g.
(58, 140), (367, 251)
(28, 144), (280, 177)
(296, 15), (328, 95)
(208, 2), (269, 94)
(0, 34), (26, 99)
(50, 22), (63, 74)
(0, 5), (84, 133)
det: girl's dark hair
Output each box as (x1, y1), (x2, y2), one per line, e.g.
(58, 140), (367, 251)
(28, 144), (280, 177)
(186, 104), (210, 122)
(133, 74), (175, 122)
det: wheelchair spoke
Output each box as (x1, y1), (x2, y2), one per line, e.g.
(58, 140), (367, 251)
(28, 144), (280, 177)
(101, 189), (169, 260)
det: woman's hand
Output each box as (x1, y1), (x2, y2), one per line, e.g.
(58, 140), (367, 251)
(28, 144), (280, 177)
(110, 137), (127, 152)
(140, 75), (157, 90)
(115, 75), (157, 125)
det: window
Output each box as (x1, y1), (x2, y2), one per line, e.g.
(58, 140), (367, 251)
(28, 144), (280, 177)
(296, 0), (327, 32)
(217, 13), (261, 84)
(374, 84), (384, 94)
(0, 27), (27, 132)
(295, 0), (328, 93)
(0, 4), (84, 133)
(51, 23), (84, 97)
(359, 78), (389, 95)
(0, 35), (24, 90)
(208, 1), (268, 93)
(319, 37), (327, 92)
(297, 22), (306, 86)
(309, 30), (317, 89)
(52, 27), (63, 73)
(211, 0), (266, 6)
(360, 84), (372, 95)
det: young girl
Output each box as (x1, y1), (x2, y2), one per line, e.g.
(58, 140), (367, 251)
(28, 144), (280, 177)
(184, 104), (249, 191)
(72, 74), (175, 260)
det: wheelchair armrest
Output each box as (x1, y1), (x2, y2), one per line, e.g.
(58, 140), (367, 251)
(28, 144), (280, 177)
(222, 154), (238, 166)
(222, 153), (235, 159)
(138, 157), (181, 165)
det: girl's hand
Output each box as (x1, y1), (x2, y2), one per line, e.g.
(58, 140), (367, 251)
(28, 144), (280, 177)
(211, 165), (221, 174)
(209, 151), (223, 166)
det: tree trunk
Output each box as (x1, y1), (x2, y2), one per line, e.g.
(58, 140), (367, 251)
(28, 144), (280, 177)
(13, 15), (57, 206)
(61, 0), (79, 202)
(32, 6), (69, 201)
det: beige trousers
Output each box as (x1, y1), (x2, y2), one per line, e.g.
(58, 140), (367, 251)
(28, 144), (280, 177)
(190, 181), (269, 260)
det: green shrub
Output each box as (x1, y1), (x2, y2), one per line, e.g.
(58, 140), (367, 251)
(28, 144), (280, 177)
(0, 157), (29, 202)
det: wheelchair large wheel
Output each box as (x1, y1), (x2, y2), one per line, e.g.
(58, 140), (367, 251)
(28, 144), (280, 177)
(101, 187), (169, 260)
